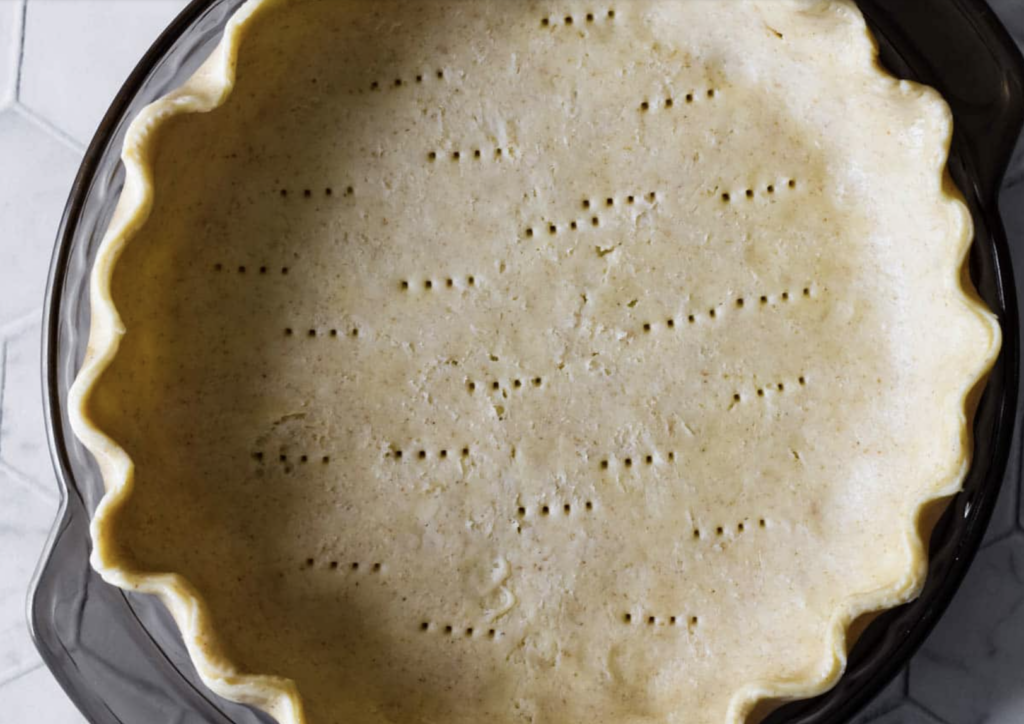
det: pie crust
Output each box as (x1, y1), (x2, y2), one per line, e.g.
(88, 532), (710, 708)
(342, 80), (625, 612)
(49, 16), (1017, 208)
(69, 1), (1000, 723)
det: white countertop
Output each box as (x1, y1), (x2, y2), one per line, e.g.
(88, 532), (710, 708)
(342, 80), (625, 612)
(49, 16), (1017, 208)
(1, 1), (1023, 723)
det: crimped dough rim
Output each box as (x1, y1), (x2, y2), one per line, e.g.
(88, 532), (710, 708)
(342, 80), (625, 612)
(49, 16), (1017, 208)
(66, 1), (1001, 722)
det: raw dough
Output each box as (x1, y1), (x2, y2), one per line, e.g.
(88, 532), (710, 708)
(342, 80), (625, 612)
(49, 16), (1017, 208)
(72, 1), (999, 722)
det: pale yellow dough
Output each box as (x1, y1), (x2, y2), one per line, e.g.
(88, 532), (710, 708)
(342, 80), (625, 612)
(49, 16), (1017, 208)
(70, 1), (999, 723)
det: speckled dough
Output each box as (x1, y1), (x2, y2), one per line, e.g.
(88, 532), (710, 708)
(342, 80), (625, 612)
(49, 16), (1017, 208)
(70, 1), (999, 723)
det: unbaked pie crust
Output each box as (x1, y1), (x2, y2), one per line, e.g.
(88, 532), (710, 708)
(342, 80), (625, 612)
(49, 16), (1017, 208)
(70, 1), (1000, 723)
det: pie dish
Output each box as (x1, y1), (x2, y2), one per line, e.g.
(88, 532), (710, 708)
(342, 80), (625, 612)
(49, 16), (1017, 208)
(67, 1), (1001, 723)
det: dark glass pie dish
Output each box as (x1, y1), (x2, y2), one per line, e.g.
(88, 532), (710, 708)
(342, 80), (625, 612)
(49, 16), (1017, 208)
(29, 1), (1023, 722)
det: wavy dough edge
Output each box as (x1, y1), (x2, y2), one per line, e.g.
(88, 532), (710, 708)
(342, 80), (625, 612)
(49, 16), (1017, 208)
(67, 2), (1002, 723)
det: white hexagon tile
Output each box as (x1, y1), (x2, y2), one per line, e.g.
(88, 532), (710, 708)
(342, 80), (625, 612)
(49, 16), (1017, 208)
(0, 1), (21, 107)
(0, 665), (87, 724)
(0, 110), (80, 331)
(865, 704), (947, 724)
(1, 2), (1023, 724)
(20, 0), (189, 146)
(0, 466), (55, 688)
(0, 322), (52, 486)
(910, 538), (1024, 724)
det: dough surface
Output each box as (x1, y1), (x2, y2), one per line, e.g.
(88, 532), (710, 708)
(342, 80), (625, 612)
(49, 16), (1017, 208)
(74, 1), (999, 723)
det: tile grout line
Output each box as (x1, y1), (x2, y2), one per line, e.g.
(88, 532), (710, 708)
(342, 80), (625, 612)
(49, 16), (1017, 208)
(12, 102), (85, 154)
(980, 530), (1016, 550)
(0, 458), (59, 505)
(13, 0), (27, 101)
(910, 697), (954, 724)
(1005, 165), (1024, 191)
(0, 306), (40, 340)
(871, 701), (904, 722)
(0, 661), (44, 691)
(0, 338), (6, 461)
